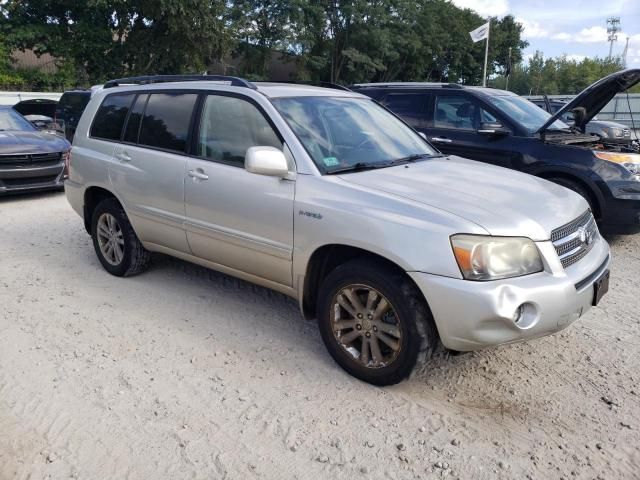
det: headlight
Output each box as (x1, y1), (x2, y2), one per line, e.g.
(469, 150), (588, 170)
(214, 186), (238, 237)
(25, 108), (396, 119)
(602, 127), (624, 138)
(594, 151), (640, 176)
(451, 235), (544, 281)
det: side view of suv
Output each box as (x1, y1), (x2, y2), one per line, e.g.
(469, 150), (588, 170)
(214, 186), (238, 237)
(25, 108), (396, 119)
(66, 75), (610, 385)
(351, 69), (640, 234)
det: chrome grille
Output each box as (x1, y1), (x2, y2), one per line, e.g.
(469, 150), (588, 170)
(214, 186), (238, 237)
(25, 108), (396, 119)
(622, 128), (631, 138)
(552, 211), (599, 268)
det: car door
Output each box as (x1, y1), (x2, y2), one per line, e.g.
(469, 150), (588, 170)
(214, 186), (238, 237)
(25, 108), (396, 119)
(184, 93), (294, 287)
(423, 93), (519, 169)
(108, 91), (198, 253)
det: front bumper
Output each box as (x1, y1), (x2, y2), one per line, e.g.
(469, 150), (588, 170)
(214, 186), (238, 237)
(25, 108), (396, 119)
(0, 162), (65, 194)
(409, 235), (610, 352)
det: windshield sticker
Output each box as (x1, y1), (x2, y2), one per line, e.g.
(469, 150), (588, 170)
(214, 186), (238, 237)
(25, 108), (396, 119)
(322, 156), (340, 167)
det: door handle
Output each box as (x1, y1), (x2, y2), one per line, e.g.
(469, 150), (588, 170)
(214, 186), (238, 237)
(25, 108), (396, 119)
(115, 151), (132, 162)
(431, 137), (452, 143)
(188, 169), (209, 181)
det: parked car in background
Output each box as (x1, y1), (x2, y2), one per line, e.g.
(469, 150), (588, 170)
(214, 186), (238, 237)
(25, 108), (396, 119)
(528, 96), (633, 147)
(66, 75), (610, 385)
(13, 98), (63, 134)
(55, 89), (92, 142)
(351, 69), (640, 233)
(0, 106), (70, 194)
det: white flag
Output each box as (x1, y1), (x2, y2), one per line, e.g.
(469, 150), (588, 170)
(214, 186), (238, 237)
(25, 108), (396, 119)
(469, 22), (490, 43)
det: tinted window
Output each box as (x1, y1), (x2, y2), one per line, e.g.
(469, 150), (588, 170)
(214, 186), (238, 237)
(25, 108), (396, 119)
(434, 95), (482, 130)
(138, 93), (197, 153)
(90, 94), (134, 140)
(123, 94), (148, 143)
(198, 95), (282, 166)
(60, 92), (90, 114)
(382, 93), (429, 125)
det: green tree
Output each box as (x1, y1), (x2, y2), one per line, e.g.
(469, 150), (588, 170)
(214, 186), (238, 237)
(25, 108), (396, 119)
(0, 0), (232, 84)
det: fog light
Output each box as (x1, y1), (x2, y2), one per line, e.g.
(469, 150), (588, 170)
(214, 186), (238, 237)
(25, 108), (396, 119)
(512, 305), (524, 324)
(510, 303), (539, 329)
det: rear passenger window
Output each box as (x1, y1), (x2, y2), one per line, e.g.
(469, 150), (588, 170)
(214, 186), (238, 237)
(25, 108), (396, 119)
(138, 93), (197, 153)
(123, 94), (148, 144)
(382, 93), (429, 128)
(198, 95), (282, 166)
(90, 94), (134, 140)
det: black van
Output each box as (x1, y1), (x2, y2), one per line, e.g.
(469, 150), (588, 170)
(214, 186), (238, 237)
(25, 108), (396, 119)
(54, 89), (92, 142)
(351, 70), (640, 233)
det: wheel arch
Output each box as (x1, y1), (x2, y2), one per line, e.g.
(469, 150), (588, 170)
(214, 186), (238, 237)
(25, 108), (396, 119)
(83, 186), (122, 234)
(300, 244), (422, 321)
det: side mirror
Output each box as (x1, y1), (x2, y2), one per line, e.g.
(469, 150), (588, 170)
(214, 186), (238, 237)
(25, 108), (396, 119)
(477, 122), (509, 136)
(245, 146), (290, 177)
(418, 132), (427, 140)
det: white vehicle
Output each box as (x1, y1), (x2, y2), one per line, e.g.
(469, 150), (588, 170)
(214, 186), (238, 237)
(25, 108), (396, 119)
(65, 76), (611, 385)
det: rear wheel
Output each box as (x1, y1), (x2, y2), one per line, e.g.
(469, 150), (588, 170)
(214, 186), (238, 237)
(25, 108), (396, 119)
(316, 259), (438, 386)
(91, 198), (151, 277)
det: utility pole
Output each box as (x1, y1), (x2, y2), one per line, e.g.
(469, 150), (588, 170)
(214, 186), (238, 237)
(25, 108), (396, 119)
(505, 47), (512, 91)
(622, 37), (630, 68)
(607, 17), (620, 59)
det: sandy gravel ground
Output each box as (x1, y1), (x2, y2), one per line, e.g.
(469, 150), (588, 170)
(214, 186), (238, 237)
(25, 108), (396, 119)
(1, 192), (639, 480)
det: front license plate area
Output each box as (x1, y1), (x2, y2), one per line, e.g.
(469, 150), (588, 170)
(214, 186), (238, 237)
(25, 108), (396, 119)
(592, 269), (610, 306)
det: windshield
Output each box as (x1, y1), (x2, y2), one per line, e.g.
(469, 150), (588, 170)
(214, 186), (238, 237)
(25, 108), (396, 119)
(488, 95), (569, 133)
(271, 97), (437, 173)
(0, 109), (36, 132)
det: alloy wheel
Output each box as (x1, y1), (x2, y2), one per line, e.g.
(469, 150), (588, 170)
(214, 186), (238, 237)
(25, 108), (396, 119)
(96, 213), (125, 266)
(330, 284), (403, 369)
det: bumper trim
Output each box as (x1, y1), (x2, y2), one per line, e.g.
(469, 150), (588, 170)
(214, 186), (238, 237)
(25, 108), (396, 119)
(575, 255), (610, 291)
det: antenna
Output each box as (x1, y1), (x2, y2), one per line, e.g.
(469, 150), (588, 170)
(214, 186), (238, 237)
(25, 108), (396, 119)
(607, 17), (620, 59)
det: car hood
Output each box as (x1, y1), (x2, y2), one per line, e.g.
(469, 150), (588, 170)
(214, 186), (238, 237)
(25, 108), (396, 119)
(0, 130), (70, 155)
(337, 156), (588, 241)
(538, 68), (640, 133)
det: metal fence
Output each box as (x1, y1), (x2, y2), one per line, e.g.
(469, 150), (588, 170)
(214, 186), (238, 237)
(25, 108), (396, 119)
(527, 93), (640, 135)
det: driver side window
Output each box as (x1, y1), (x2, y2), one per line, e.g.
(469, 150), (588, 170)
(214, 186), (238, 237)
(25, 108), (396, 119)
(198, 95), (282, 167)
(434, 95), (496, 131)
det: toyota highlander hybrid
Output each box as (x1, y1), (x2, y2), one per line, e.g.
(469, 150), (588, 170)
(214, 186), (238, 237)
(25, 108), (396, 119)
(65, 75), (610, 385)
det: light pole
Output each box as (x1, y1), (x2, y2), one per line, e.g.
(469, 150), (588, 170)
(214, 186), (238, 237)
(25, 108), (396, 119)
(607, 17), (620, 59)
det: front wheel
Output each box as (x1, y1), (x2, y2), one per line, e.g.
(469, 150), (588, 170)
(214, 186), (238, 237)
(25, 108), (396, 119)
(316, 260), (438, 386)
(91, 198), (151, 277)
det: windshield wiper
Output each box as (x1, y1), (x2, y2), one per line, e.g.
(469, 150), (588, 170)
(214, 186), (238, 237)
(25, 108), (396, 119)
(389, 153), (443, 165)
(326, 161), (394, 175)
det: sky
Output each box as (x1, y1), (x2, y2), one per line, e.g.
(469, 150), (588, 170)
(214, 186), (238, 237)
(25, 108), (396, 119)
(451, 0), (640, 67)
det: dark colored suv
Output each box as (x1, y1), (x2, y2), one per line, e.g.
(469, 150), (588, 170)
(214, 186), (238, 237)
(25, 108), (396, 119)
(55, 89), (92, 142)
(351, 69), (640, 233)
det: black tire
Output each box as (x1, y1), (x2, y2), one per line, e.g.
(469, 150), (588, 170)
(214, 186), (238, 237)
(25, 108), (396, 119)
(91, 198), (151, 277)
(547, 177), (595, 214)
(316, 259), (438, 386)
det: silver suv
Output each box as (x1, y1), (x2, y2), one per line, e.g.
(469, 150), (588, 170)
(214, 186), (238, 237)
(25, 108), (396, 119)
(65, 75), (611, 385)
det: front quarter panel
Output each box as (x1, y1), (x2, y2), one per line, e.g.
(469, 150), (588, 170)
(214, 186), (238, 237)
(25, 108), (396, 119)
(292, 174), (489, 287)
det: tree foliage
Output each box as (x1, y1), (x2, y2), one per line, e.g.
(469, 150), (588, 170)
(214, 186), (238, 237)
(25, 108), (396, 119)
(9, 0), (610, 93)
(490, 51), (633, 95)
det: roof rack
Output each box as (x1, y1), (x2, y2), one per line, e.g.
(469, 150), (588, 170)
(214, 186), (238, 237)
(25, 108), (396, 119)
(260, 80), (351, 91)
(103, 75), (257, 90)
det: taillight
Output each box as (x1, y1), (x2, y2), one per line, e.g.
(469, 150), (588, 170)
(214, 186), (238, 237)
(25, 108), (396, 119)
(62, 149), (71, 179)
